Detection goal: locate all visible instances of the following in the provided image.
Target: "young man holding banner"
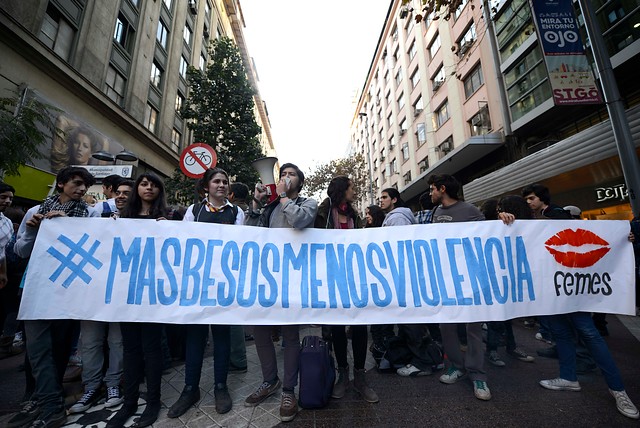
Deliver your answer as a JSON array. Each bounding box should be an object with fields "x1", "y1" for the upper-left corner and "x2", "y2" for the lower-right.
[
  {"x1": 245, "y1": 163, "x2": 318, "y2": 422},
  {"x1": 428, "y1": 174, "x2": 491, "y2": 401},
  {"x1": 7, "y1": 167, "x2": 97, "y2": 428},
  {"x1": 521, "y1": 184, "x2": 639, "y2": 419}
]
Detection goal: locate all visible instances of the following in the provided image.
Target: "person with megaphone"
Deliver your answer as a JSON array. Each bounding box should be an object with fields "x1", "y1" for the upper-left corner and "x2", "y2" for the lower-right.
[{"x1": 245, "y1": 162, "x2": 318, "y2": 422}]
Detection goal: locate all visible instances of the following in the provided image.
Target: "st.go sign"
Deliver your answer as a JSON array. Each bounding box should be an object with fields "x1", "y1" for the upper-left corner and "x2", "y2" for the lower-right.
[{"x1": 179, "y1": 143, "x2": 217, "y2": 178}]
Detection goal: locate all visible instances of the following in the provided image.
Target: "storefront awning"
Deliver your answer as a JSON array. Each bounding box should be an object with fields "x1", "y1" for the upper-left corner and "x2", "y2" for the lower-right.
[
  {"x1": 462, "y1": 105, "x2": 640, "y2": 203},
  {"x1": 401, "y1": 133, "x2": 504, "y2": 202}
]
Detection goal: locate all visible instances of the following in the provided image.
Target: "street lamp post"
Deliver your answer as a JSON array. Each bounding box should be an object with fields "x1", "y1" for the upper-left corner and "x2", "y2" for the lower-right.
[
  {"x1": 359, "y1": 112, "x2": 375, "y2": 206},
  {"x1": 91, "y1": 150, "x2": 139, "y2": 164}
]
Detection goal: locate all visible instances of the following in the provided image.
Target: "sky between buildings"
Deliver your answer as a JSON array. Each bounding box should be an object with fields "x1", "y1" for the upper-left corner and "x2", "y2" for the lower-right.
[{"x1": 242, "y1": 0, "x2": 391, "y2": 174}]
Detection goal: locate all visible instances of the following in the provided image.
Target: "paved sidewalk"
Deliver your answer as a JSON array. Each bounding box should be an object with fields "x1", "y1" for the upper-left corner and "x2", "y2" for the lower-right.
[{"x1": 2, "y1": 318, "x2": 640, "y2": 427}]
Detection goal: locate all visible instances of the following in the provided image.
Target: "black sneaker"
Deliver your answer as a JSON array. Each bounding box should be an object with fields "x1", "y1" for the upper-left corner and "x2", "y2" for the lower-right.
[
  {"x1": 6, "y1": 400, "x2": 40, "y2": 428},
  {"x1": 214, "y1": 384, "x2": 232, "y2": 414},
  {"x1": 69, "y1": 389, "x2": 102, "y2": 414},
  {"x1": 28, "y1": 408, "x2": 66, "y2": 428}
]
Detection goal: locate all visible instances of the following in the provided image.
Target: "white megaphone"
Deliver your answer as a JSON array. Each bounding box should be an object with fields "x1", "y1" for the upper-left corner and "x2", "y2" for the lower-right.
[{"x1": 251, "y1": 156, "x2": 278, "y2": 204}]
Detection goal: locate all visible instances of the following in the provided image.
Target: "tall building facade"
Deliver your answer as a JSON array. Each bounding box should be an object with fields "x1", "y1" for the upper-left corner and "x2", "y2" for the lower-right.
[
  {"x1": 351, "y1": 0, "x2": 507, "y2": 208},
  {"x1": 0, "y1": 0, "x2": 274, "y2": 204},
  {"x1": 352, "y1": 0, "x2": 640, "y2": 220}
]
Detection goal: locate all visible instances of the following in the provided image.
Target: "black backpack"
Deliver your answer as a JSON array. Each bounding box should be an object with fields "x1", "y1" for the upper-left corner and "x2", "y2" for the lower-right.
[{"x1": 298, "y1": 335, "x2": 336, "y2": 409}]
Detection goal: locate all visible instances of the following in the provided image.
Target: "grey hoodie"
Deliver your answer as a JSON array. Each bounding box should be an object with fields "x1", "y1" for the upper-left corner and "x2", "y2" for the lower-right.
[{"x1": 382, "y1": 207, "x2": 417, "y2": 227}]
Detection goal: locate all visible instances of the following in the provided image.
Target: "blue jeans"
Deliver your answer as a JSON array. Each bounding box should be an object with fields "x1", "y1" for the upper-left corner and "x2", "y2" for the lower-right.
[
  {"x1": 184, "y1": 324, "x2": 230, "y2": 387},
  {"x1": 486, "y1": 320, "x2": 516, "y2": 352},
  {"x1": 547, "y1": 312, "x2": 624, "y2": 391}
]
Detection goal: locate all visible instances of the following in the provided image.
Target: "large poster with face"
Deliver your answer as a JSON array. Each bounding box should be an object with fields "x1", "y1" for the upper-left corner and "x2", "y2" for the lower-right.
[{"x1": 23, "y1": 89, "x2": 126, "y2": 174}]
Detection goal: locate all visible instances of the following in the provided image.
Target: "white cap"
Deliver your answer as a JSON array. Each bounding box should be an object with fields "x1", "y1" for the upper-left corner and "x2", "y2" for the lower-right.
[{"x1": 564, "y1": 205, "x2": 582, "y2": 217}]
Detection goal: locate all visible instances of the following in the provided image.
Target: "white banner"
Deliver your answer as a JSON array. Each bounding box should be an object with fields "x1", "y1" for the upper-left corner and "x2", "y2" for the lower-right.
[{"x1": 18, "y1": 218, "x2": 634, "y2": 324}]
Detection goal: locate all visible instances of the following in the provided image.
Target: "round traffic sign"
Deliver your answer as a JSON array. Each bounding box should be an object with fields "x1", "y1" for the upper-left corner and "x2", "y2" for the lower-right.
[{"x1": 179, "y1": 143, "x2": 217, "y2": 178}]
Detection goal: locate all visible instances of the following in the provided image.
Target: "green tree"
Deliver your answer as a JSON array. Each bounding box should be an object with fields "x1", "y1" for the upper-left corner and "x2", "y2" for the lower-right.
[
  {"x1": 166, "y1": 37, "x2": 264, "y2": 205},
  {"x1": 304, "y1": 153, "x2": 373, "y2": 210},
  {"x1": 404, "y1": 0, "x2": 467, "y2": 21},
  {"x1": 0, "y1": 90, "x2": 59, "y2": 178}
]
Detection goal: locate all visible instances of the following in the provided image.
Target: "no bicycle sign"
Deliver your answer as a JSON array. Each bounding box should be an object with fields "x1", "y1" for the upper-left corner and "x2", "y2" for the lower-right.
[{"x1": 179, "y1": 143, "x2": 217, "y2": 178}]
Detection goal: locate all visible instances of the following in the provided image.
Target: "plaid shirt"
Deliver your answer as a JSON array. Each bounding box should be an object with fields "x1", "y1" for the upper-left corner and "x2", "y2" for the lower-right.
[
  {"x1": 415, "y1": 209, "x2": 433, "y2": 225},
  {"x1": 0, "y1": 213, "x2": 12, "y2": 261}
]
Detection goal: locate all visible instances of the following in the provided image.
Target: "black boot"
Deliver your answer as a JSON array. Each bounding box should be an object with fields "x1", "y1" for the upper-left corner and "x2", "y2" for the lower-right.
[
  {"x1": 106, "y1": 401, "x2": 138, "y2": 428},
  {"x1": 135, "y1": 401, "x2": 161, "y2": 427},
  {"x1": 214, "y1": 383, "x2": 232, "y2": 414},
  {"x1": 167, "y1": 385, "x2": 200, "y2": 418}
]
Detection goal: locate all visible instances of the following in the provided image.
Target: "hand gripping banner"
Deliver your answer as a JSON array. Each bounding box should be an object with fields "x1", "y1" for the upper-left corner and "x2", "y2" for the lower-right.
[{"x1": 18, "y1": 218, "x2": 635, "y2": 324}]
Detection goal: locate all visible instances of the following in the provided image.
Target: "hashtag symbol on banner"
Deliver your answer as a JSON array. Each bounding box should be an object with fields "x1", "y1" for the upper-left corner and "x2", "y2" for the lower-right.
[{"x1": 47, "y1": 234, "x2": 103, "y2": 288}]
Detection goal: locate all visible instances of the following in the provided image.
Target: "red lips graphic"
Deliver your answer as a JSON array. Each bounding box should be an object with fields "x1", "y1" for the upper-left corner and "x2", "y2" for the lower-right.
[{"x1": 544, "y1": 229, "x2": 610, "y2": 268}]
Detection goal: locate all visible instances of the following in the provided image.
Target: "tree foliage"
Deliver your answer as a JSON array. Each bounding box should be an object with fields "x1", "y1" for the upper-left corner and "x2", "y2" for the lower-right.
[
  {"x1": 166, "y1": 37, "x2": 264, "y2": 205},
  {"x1": 0, "y1": 90, "x2": 59, "y2": 178},
  {"x1": 304, "y1": 153, "x2": 372, "y2": 210},
  {"x1": 403, "y1": 0, "x2": 467, "y2": 22}
]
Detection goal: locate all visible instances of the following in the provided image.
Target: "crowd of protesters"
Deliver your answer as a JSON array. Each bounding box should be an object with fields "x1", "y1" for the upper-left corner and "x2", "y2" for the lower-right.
[{"x1": 1, "y1": 166, "x2": 638, "y2": 427}]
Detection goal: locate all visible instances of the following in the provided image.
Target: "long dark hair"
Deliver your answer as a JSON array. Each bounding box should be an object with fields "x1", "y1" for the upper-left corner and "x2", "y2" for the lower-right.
[
  {"x1": 498, "y1": 195, "x2": 533, "y2": 220},
  {"x1": 365, "y1": 205, "x2": 385, "y2": 228},
  {"x1": 327, "y1": 176, "x2": 354, "y2": 212},
  {"x1": 120, "y1": 173, "x2": 168, "y2": 219}
]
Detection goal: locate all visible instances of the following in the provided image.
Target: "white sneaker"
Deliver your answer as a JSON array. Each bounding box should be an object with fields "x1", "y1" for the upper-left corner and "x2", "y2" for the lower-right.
[
  {"x1": 439, "y1": 366, "x2": 466, "y2": 384},
  {"x1": 473, "y1": 380, "x2": 491, "y2": 401},
  {"x1": 539, "y1": 378, "x2": 581, "y2": 391},
  {"x1": 610, "y1": 389, "x2": 640, "y2": 419},
  {"x1": 535, "y1": 332, "x2": 552, "y2": 344},
  {"x1": 397, "y1": 364, "x2": 431, "y2": 377}
]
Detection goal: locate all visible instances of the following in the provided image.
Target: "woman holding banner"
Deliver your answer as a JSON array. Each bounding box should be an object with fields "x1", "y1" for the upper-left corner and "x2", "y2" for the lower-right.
[
  {"x1": 314, "y1": 176, "x2": 379, "y2": 403},
  {"x1": 167, "y1": 168, "x2": 243, "y2": 418},
  {"x1": 107, "y1": 173, "x2": 168, "y2": 428}
]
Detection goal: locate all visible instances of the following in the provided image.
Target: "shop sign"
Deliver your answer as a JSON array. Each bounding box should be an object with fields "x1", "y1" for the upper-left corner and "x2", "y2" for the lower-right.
[{"x1": 595, "y1": 183, "x2": 627, "y2": 203}]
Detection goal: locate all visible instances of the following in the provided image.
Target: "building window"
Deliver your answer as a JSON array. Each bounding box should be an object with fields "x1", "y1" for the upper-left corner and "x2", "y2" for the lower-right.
[
  {"x1": 104, "y1": 65, "x2": 126, "y2": 106},
  {"x1": 205, "y1": 1, "x2": 211, "y2": 17},
  {"x1": 391, "y1": 25, "x2": 398, "y2": 41},
  {"x1": 458, "y1": 22, "x2": 477, "y2": 55},
  {"x1": 408, "y1": 41, "x2": 417, "y2": 60},
  {"x1": 384, "y1": 71, "x2": 390, "y2": 85},
  {"x1": 416, "y1": 122, "x2": 427, "y2": 144},
  {"x1": 388, "y1": 113, "x2": 394, "y2": 128},
  {"x1": 175, "y1": 92, "x2": 184, "y2": 112},
  {"x1": 389, "y1": 136, "x2": 396, "y2": 150},
  {"x1": 114, "y1": 13, "x2": 135, "y2": 52},
  {"x1": 39, "y1": 4, "x2": 75, "y2": 61},
  {"x1": 199, "y1": 53, "x2": 206, "y2": 70},
  {"x1": 470, "y1": 107, "x2": 491, "y2": 136},
  {"x1": 463, "y1": 65, "x2": 484, "y2": 98},
  {"x1": 150, "y1": 61, "x2": 163, "y2": 88},
  {"x1": 429, "y1": 33, "x2": 441, "y2": 59},
  {"x1": 163, "y1": 0, "x2": 172, "y2": 10},
  {"x1": 402, "y1": 142, "x2": 410, "y2": 160},
  {"x1": 391, "y1": 158, "x2": 398, "y2": 174},
  {"x1": 183, "y1": 24, "x2": 192, "y2": 47},
  {"x1": 434, "y1": 100, "x2": 450, "y2": 129},
  {"x1": 419, "y1": 156, "x2": 429, "y2": 172},
  {"x1": 157, "y1": 20, "x2": 168, "y2": 49},
  {"x1": 403, "y1": 171, "x2": 412, "y2": 184},
  {"x1": 144, "y1": 104, "x2": 158, "y2": 133},
  {"x1": 171, "y1": 128, "x2": 181, "y2": 153},
  {"x1": 395, "y1": 68, "x2": 403, "y2": 86},
  {"x1": 397, "y1": 93, "x2": 405, "y2": 110},
  {"x1": 414, "y1": 96, "x2": 424, "y2": 113},
  {"x1": 179, "y1": 56, "x2": 188, "y2": 78},
  {"x1": 411, "y1": 68, "x2": 420, "y2": 88},
  {"x1": 432, "y1": 66, "x2": 445, "y2": 91},
  {"x1": 454, "y1": 0, "x2": 468, "y2": 20}
]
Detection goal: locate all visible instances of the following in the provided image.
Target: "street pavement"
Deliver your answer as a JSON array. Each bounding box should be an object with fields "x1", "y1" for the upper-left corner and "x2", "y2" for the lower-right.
[{"x1": 1, "y1": 317, "x2": 640, "y2": 428}]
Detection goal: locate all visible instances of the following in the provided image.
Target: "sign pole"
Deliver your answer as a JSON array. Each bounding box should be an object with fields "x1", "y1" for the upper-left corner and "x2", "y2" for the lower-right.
[{"x1": 577, "y1": 0, "x2": 640, "y2": 216}]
